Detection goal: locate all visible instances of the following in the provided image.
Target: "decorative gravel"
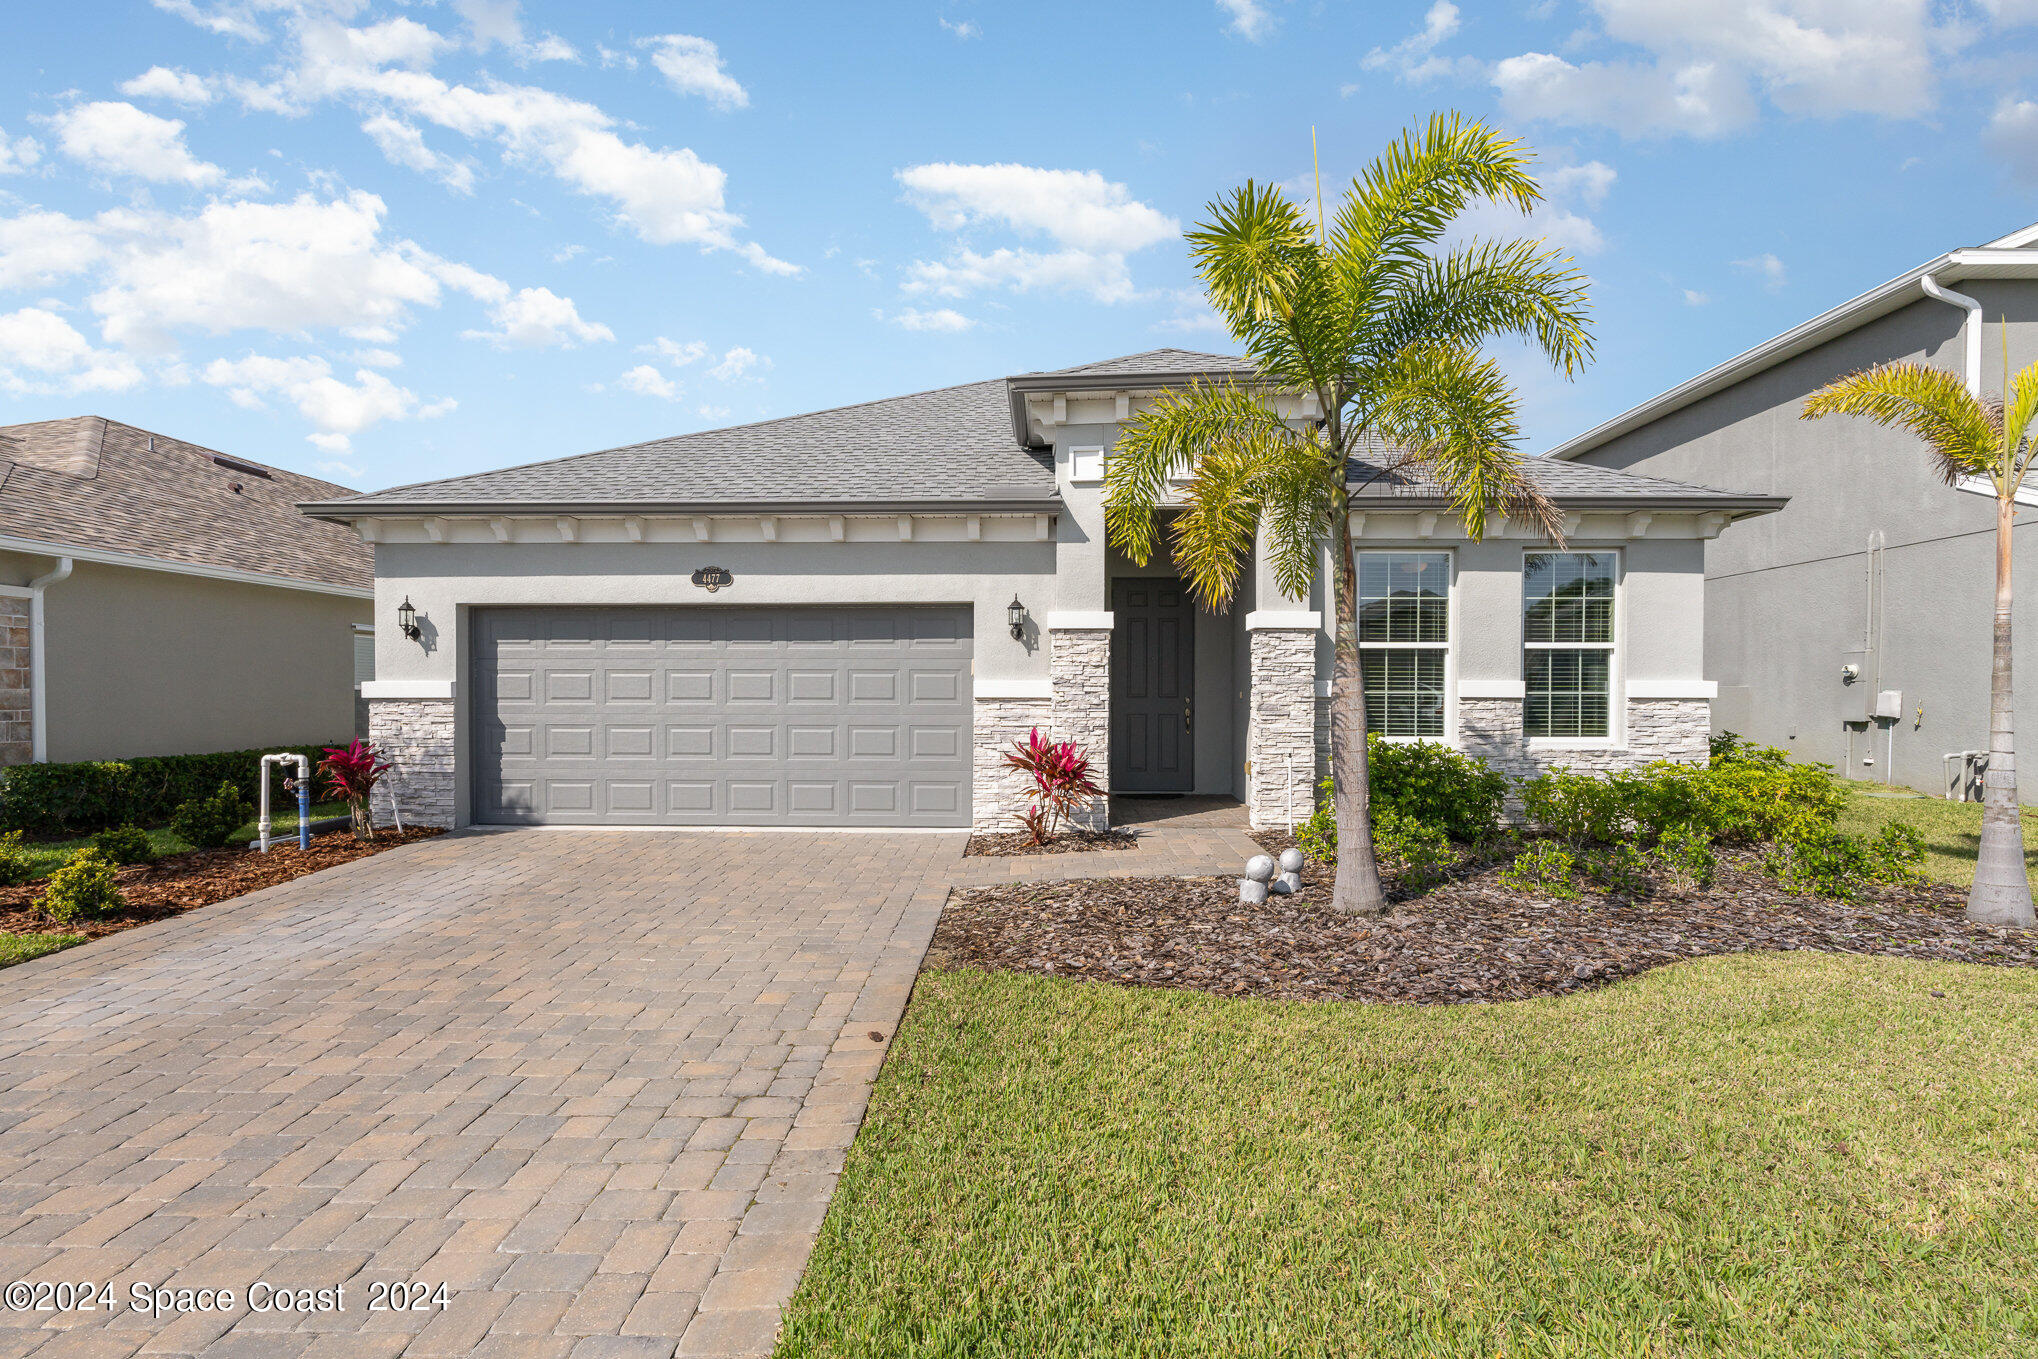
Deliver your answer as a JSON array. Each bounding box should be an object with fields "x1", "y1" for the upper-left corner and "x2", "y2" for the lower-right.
[
  {"x1": 932, "y1": 850, "x2": 2038, "y2": 1004},
  {"x1": 964, "y1": 829, "x2": 1139, "y2": 858}
]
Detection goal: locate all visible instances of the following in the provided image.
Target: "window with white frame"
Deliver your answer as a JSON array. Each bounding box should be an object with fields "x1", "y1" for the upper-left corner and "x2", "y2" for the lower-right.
[
  {"x1": 1357, "y1": 551, "x2": 1450, "y2": 738},
  {"x1": 1522, "y1": 551, "x2": 1616, "y2": 739}
]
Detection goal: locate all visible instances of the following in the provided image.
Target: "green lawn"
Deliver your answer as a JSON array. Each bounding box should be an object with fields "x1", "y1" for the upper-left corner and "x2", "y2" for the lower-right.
[
  {"x1": 781, "y1": 957, "x2": 2038, "y2": 1358},
  {"x1": 20, "y1": 801, "x2": 351, "y2": 879},
  {"x1": 0, "y1": 932, "x2": 84, "y2": 969},
  {"x1": 1838, "y1": 783, "x2": 2038, "y2": 887}
]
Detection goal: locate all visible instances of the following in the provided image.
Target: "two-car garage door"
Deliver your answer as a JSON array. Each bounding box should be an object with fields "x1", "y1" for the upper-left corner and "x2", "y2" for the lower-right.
[{"x1": 472, "y1": 605, "x2": 974, "y2": 827}]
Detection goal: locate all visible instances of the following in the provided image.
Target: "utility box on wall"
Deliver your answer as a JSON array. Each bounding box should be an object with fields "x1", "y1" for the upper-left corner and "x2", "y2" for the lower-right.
[
  {"x1": 1838, "y1": 648, "x2": 1872, "y2": 722},
  {"x1": 1874, "y1": 689, "x2": 1903, "y2": 721}
]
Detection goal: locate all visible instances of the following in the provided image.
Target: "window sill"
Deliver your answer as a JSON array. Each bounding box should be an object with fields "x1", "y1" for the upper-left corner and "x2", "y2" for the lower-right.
[{"x1": 1527, "y1": 738, "x2": 1618, "y2": 750}]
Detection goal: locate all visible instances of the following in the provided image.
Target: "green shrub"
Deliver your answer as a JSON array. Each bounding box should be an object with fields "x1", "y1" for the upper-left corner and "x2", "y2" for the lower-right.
[
  {"x1": 0, "y1": 743, "x2": 347, "y2": 836},
  {"x1": 1583, "y1": 842, "x2": 1654, "y2": 899},
  {"x1": 1518, "y1": 768, "x2": 1632, "y2": 846},
  {"x1": 91, "y1": 824, "x2": 157, "y2": 866},
  {"x1": 1653, "y1": 826, "x2": 1717, "y2": 891},
  {"x1": 1366, "y1": 738, "x2": 1507, "y2": 843},
  {"x1": 1498, "y1": 841, "x2": 1578, "y2": 899},
  {"x1": 1518, "y1": 757, "x2": 1844, "y2": 850},
  {"x1": 169, "y1": 781, "x2": 253, "y2": 851},
  {"x1": 1871, "y1": 821, "x2": 1927, "y2": 884},
  {"x1": 0, "y1": 830, "x2": 33, "y2": 887},
  {"x1": 1761, "y1": 824, "x2": 1922, "y2": 902},
  {"x1": 1373, "y1": 807, "x2": 1452, "y2": 888},
  {"x1": 42, "y1": 848, "x2": 123, "y2": 923},
  {"x1": 1709, "y1": 730, "x2": 1791, "y2": 768},
  {"x1": 1296, "y1": 792, "x2": 1336, "y2": 866}
]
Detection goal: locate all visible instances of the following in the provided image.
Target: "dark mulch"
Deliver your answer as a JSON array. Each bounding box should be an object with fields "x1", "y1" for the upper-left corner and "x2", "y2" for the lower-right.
[
  {"x1": 932, "y1": 849, "x2": 2038, "y2": 1005},
  {"x1": 964, "y1": 829, "x2": 1139, "y2": 858},
  {"x1": 0, "y1": 828, "x2": 444, "y2": 940}
]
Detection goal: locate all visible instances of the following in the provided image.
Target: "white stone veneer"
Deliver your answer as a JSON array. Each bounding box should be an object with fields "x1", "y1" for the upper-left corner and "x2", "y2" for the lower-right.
[
  {"x1": 1247, "y1": 627, "x2": 1319, "y2": 830},
  {"x1": 972, "y1": 696, "x2": 1053, "y2": 831},
  {"x1": 369, "y1": 699, "x2": 456, "y2": 828},
  {"x1": 1459, "y1": 697, "x2": 1711, "y2": 783},
  {"x1": 1049, "y1": 627, "x2": 1112, "y2": 831}
]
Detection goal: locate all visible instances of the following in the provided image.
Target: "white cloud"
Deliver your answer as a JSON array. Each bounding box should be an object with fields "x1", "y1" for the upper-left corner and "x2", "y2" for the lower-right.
[
  {"x1": 640, "y1": 34, "x2": 749, "y2": 110},
  {"x1": 697, "y1": 403, "x2": 730, "y2": 420},
  {"x1": 709, "y1": 346, "x2": 767, "y2": 381},
  {"x1": 1217, "y1": 0, "x2": 1274, "y2": 41},
  {"x1": 643, "y1": 336, "x2": 709, "y2": 365},
  {"x1": 453, "y1": 0, "x2": 579, "y2": 63},
  {"x1": 939, "y1": 17, "x2": 980, "y2": 38},
  {"x1": 202, "y1": 352, "x2": 433, "y2": 450},
  {"x1": 460, "y1": 286, "x2": 612, "y2": 348},
  {"x1": 1987, "y1": 96, "x2": 2038, "y2": 184},
  {"x1": 120, "y1": 66, "x2": 216, "y2": 106},
  {"x1": 884, "y1": 306, "x2": 974, "y2": 332},
  {"x1": 0, "y1": 307, "x2": 143, "y2": 395},
  {"x1": 1453, "y1": 158, "x2": 1617, "y2": 255},
  {"x1": 616, "y1": 363, "x2": 680, "y2": 399},
  {"x1": 87, "y1": 191, "x2": 444, "y2": 350},
  {"x1": 896, "y1": 162, "x2": 1178, "y2": 303},
  {"x1": 1362, "y1": 1, "x2": 1464, "y2": 81},
  {"x1": 362, "y1": 113, "x2": 476, "y2": 193},
  {"x1": 1491, "y1": 0, "x2": 1950, "y2": 138},
  {"x1": 0, "y1": 127, "x2": 37, "y2": 175},
  {"x1": 352, "y1": 347, "x2": 402, "y2": 367},
  {"x1": 314, "y1": 457, "x2": 363, "y2": 478},
  {"x1": 1733, "y1": 251, "x2": 1788, "y2": 290},
  {"x1": 242, "y1": 13, "x2": 794, "y2": 271},
  {"x1": 44, "y1": 101, "x2": 226, "y2": 186},
  {"x1": 1683, "y1": 288, "x2": 1710, "y2": 305},
  {"x1": 1152, "y1": 308, "x2": 1229, "y2": 335},
  {"x1": 0, "y1": 210, "x2": 102, "y2": 290}
]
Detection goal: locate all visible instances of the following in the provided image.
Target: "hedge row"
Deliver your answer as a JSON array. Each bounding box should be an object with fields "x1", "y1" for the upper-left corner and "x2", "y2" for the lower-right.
[{"x1": 0, "y1": 742, "x2": 353, "y2": 836}]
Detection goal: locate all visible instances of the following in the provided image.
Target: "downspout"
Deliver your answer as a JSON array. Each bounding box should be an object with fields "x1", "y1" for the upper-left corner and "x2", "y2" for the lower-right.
[
  {"x1": 27, "y1": 557, "x2": 72, "y2": 763},
  {"x1": 1921, "y1": 273, "x2": 1982, "y2": 393}
]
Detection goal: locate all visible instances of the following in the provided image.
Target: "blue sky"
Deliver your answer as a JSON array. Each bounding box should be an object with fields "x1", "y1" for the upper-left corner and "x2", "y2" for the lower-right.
[{"x1": 3, "y1": 0, "x2": 2038, "y2": 492}]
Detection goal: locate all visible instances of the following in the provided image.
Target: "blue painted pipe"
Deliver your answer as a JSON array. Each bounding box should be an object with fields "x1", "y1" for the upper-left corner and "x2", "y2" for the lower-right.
[{"x1": 297, "y1": 780, "x2": 311, "y2": 851}]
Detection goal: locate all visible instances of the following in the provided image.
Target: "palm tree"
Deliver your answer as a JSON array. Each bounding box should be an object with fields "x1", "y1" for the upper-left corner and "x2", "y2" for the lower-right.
[
  {"x1": 1804, "y1": 351, "x2": 2038, "y2": 927},
  {"x1": 1105, "y1": 113, "x2": 1593, "y2": 915}
]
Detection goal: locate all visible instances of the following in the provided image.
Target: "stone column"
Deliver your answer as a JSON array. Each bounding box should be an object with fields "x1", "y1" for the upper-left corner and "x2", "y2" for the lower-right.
[
  {"x1": 0, "y1": 596, "x2": 29, "y2": 766},
  {"x1": 1246, "y1": 620, "x2": 1319, "y2": 830},
  {"x1": 1048, "y1": 621, "x2": 1112, "y2": 831},
  {"x1": 971, "y1": 690, "x2": 1053, "y2": 831},
  {"x1": 369, "y1": 699, "x2": 456, "y2": 828}
]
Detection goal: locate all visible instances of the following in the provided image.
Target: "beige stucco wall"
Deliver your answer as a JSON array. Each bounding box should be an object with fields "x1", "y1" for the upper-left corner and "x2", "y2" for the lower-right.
[{"x1": 4, "y1": 550, "x2": 371, "y2": 762}]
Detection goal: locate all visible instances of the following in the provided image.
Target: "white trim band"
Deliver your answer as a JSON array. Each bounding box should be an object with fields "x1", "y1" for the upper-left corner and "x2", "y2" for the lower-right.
[
  {"x1": 1459, "y1": 679, "x2": 1526, "y2": 700},
  {"x1": 0, "y1": 533, "x2": 373, "y2": 600},
  {"x1": 1045, "y1": 611, "x2": 1114, "y2": 630},
  {"x1": 1627, "y1": 679, "x2": 1717, "y2": 700},
  {"x1": 1244, "y1": 610, "x2": 1321, "y2": 630},
  {"x1": 361, "y1": 680, "x2": 457, "y2": 700},
  {"x1": 975, "y1": 678, "x2": 1053, "y2": 700}
]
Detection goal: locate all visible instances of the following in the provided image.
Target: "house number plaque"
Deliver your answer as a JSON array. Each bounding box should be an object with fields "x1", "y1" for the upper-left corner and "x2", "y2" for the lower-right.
[{"x1": 691, "y1": 566, "x2": 733, "y2": 593}]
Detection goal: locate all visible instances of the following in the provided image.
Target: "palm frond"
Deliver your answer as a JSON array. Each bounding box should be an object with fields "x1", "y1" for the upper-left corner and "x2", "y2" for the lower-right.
[
  {"x1": 1802, "y1": 362, "x2": 1997, "y2": 487},
  {"x1": 1366, "y1": 344, "x2": 1557, "y2": 542},
  {"x1": 1366, "y1": 238, "x2": 1594, "y2": 378},
  {"x1": 1106, "y1": 383, "x2": 1298, "y2": 601},
  {"x1": 1185, "y1": 183, "x2": 1334, "y2": 396},
  {"x1": 1254, "y1": 435, "x2": 1341, "y2": 602},
  {"x1": 2004, "y1": 362, "x2": 2038, "y2": 491}
]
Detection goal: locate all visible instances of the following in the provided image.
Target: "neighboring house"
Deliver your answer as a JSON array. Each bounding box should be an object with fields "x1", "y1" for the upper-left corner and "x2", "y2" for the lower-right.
[
  {"x1": 301, "y1": 349, "x2": 1781, "y2": 832},
  {"x1": 1548, "y1": 224, "x2": 2038, "y2": 796},
  {"x1": 0, "y1": 416, "x2": 374, "y2": 765}
]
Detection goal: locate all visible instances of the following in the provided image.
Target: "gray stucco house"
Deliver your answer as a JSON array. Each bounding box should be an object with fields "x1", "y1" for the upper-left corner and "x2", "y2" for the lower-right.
[
  {"x1": 0, "y1": 415, "x2": 373, "y2": 765},
  {"x1": 1548, "y1": 224, "x2": 2038, "y2": 796},
  {"x1": 302, "y1": 349, "x2": 1780, "y2": 832}
]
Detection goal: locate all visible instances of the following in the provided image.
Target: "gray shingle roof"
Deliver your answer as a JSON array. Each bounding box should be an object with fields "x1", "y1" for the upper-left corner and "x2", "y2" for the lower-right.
[
  {"x1": 0, "y1": 416, "x2": 372, "y2": 591},
  {"x1": 1349, "y1": 451, "x2": 1781, "y2": 508},
  {"x1": 315, "y1": 377, "x2": 1056, "y2": 512},
  {"x1": 1021, "y1": 349, "x2": 1254, "y2": 378}
]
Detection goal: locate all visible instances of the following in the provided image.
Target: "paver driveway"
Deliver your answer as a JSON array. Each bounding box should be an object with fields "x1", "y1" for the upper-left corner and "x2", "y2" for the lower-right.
[{"x1": 0, "y1": 829, "x2": 962, "y2": 1359}]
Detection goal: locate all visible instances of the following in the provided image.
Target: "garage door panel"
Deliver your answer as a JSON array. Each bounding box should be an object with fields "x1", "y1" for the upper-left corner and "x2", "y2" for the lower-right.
[{"x1": 472, "y1": 605, "x2": 972, "y2": 826}]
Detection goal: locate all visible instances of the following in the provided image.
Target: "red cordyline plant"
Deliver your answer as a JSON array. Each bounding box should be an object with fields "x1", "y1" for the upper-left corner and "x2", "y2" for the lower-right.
[
  {"x1": 319, "y1": 740, "x2": 392, "y2": 842},
  {"x1": 1002, "y1": 727, "x2": 1103, "y2": 845}
]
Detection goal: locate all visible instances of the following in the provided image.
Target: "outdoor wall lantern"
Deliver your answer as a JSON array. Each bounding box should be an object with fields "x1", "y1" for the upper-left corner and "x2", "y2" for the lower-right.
[
  {"x1": 398, "y1": 596, "x2": 422, "y2": 642},
  {"x1": 1007, "y1": 595, "x2": 1027, "y2": 641}
]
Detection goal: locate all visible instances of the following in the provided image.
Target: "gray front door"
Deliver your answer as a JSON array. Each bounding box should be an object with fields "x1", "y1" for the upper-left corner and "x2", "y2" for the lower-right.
[
  {"x1": 472, "y1": 605, "x2": 974, "y2": 826},
  {"x1": 1110, "y1": 578, "x2": 1194, "y2": 793}
]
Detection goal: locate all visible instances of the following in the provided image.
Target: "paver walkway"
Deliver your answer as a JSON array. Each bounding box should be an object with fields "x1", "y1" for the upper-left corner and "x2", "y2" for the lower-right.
[
  {"x1": 0, "y1": 815, "x2": 1259, "y2": 1359},
  {"x1": 0, "y1": 831, "x2": 959, "y2": 1359}
]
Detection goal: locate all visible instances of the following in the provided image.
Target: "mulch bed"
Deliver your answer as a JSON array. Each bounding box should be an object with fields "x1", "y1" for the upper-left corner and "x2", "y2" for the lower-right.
[
  {"x1": 932, "y1": 847, "x2": 2038, "y2": 1005},
  {"x1": 0, "y1": 828, "x2": 443, "y2": 941},
  {"x1": 964, "y1": 829, "x2": 1139, "y2": 858}
]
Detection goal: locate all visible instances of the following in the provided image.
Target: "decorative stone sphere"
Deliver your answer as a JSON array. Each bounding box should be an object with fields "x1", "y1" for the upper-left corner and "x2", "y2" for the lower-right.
[
  {"x1": 1278, "y1": 848, "x2": 1304, "y2": 873},
  {"x1": 1269, "y1": 875, "x2": 1295, "y2": 896},
  {"x1": 1244, "y1": 854, "x2": 1276, "y2": 883},
  {"x1": 1238, "y1": 878, "x2": 1270, "y2": 905}
]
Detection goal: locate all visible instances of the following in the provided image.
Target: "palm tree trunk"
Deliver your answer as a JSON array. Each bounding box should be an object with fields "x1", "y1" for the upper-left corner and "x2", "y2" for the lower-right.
[
  {"x1": 1970, "y1": 493, "x2": 2035, "y2": 926},
  {"x1": 1329, "y1": 499, "x2": 1388, "y2": 915}
]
